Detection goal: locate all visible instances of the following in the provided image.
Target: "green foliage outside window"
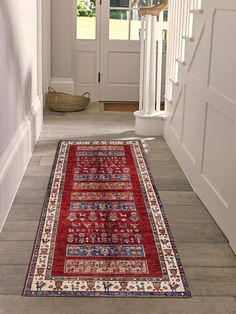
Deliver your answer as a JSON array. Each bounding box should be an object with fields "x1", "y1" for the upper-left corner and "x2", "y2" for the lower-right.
[
  {"x1": 77, "y1": 0, "x2": 96, "y2": 17},
  {"x1": 110, "y1": 10, "x2": 128, "y2": 19}
]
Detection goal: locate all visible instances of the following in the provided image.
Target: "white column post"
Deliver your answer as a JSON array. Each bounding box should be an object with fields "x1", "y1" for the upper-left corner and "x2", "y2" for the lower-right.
[
  {"x1": 134, "y1": 5, "x2": 166, "y2": 136},
  {"x1": 156, "y1": 10, "x2": 163, "y2": 112},
  {"x1": 143, "y1": 15, "x2": 151, "y2": 114},
  {"x1": 139, "y1": 16, "x2": 145, "y2": 113},
  {"x1": 148, "y1": 15, "x2": 157, "y2": 114}
]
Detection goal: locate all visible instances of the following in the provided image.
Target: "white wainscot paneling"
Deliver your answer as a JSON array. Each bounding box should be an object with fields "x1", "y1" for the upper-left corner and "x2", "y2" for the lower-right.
[
  {"x1": 108, "y1": 52, "x2": 139, "y2": 85},
  {"x1": 209, "y1": 9, "x2": 236, "y2": 103},
  {"x1": 201, "y1": 103, "x2": 234, "y2": 207},
  {"x1": 187, "y1": 23, "x2": 206, "y2": 84},
  {"x1": 170, "y1": 88, "x2": 184, "y2": 140},
  {"x1": 76, "y1": 51, "x2": 96, "y2": 85},
  {"x1": 182, "y1": 85, "x2": 203, "y2": 163},
  {"x1": 164, "y1": 0, "x2": 236, "y2": 254},
  {"x1": 75, "y1": 51, "x2": 98, "y2": 99}
]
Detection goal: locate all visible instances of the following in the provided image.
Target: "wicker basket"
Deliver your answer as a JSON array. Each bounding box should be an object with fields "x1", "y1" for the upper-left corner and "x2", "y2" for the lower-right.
[{"x1": 47, "y1": 87, "x2": 90, "y2": 112}]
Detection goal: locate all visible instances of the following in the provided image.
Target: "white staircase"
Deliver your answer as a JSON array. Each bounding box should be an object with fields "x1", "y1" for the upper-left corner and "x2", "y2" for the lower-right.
[
  {"x1": 134, "y1": 5, "x2": 167, "y2": 136},
  {"x1": 164, "y1": 0, "x2": 236, "y2": 254},
  {"x1": 165, "y1": 0, "x2": 203, "y2": 104}
]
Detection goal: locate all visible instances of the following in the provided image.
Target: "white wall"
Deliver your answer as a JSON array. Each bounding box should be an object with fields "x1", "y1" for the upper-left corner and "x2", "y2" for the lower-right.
[
  {"x1": 0, "y1": 0, "x2": 43, "y2": 231},
  {"x1": 164, "y1": 0, "x2": 236, "y2": 253},
  {"x1": 42, "y1": 0, "x2": 51, "y2": 96},
  {"x1": 51, "y1": 0, "x2": 75, "y2": 94}
]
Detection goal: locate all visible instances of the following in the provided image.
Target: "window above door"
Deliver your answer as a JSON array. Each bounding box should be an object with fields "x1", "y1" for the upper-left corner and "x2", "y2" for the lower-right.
[{"x1": 76, "y1": 0, "x2": 168, "y2": 41}]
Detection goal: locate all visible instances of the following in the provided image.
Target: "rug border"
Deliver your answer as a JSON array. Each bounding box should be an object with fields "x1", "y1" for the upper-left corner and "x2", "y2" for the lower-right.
[
  {"x1": 22, "y1": 140, "x2": 64, "y2": 296},
  {"x1": 22, "y1": 139, "x2": 191, "y2": 298}
]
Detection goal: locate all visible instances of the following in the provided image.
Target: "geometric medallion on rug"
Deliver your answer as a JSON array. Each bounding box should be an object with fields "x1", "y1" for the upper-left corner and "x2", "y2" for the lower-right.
[{"x1": 23, "y1": 140, "x2": 191, "y2": 297}]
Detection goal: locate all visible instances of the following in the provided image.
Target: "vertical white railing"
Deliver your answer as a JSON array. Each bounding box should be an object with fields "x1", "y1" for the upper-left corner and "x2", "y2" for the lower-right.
[
  {"x1": 135, "y1": 3, "x2": 167, "y2": 136},
  {"x1": 165, "y1": 0, "x2": 203, "y2": 103},
  {"x1": 139, "y1": 13, "x2": 158, "y2": 115},
  {"x1": 156, "y1": 10, "x2": 163, "y2": 112},
  {"x1": 139, "y1": 16, "x2": 145, "y2": 113},
  {"x1": 138, "y1": 5, "x2": 167, "y2": 116},
  {"x1": 137, "y1": 0, "x2": 203, "y2": 113}
]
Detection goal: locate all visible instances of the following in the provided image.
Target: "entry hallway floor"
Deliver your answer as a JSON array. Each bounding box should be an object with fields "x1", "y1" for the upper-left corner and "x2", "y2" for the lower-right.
[{"x1": 0, "y1": 104, "x2": 236, "y2": 314}]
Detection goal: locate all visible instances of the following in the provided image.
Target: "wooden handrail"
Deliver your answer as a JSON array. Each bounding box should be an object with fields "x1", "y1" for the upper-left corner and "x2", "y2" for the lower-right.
[{"x1": 139, "y1": 0, "x2": 168, "y2": 16}]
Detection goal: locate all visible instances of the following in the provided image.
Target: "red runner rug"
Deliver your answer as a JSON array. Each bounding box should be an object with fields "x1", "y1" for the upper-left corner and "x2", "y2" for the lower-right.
[{"x1": 23, "y1": 140, "x2": 191, "y2": 297}]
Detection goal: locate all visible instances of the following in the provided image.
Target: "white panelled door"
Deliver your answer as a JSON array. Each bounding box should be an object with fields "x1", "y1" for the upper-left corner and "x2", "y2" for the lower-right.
[
  {"x1": 75, "y1": 0, "x2": 101, "y2": 101},
  {"x1": 99, "y1": 1, "x2": 140, "y2": 101},
  {"x1": 75, "y1": 0, "x2": 157, "y2": 102}
]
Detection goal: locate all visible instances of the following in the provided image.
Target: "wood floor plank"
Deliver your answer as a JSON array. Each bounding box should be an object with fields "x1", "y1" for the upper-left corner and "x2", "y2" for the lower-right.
[
  {"x1": 13, "y1": 190, "x2": 46, "y2": 204},
  {"x1": 154, "y1": 178, "x2": 193, "y2": 191},
  {"x1": 32, "y1": 141, "x2": 58, "y2": 156},
  {"x1": 39, "y1": 156, "x2": 54, "y2": 166},
  {"x1": 0, "y1": 241, "x2": 34, "y2": 264},
  {"x1": 186, "y1": 267, "x2": 236, "y2": 296},
  {"x1": 177, "y1": 243, "x2": 236, "y2": 267},
  {"x1": 0, "y1": 109, "x2": 236, "y2": 310},
  {"x1": 0, "y1": 221, "x2": 39, "y2": 241},
  {"x1": 7, "y1": 204, "x2": 42, "y2": 221},
  {"x1": 146, "y1": 150, "x2": 175, "y2": 160},
  {"x1": 159, "y1": 191, "x2": 203, "y2": 206},
  {"x1": 0, "y1": 296, "x2": 235, "y2": 314},
  {"x1": 164, "y1": 205, "x2": 214, "y2": 223},
  {"x1": 149, "y1": 158, "x2": 181, "y2": 168},
  {"x1": 144, "y1": 142, "x2": 172, "y2": 152},
  {"x1": 27, "y1": 156, "x2": 40, "y2": 167},
  {"x1": 0, "y1": 265, "x2": 28, "y2": 295},
  {"x1": 24, "y1": 166, "x2": 52, "y2": 177},
  {"x1": 19, "y1": 176, "x2": 49, "y2": 190},
  {"x1": 171, "y1": 222, "x2": 227, "y2": 243},
  {"x1": 150, "y1": 167, "x2": 188, "y2": 179}
]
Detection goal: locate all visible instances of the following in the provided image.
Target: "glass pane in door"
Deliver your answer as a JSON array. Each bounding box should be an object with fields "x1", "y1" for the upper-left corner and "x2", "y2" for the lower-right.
[
  {"x1": 136, "y1": 0, "x2": 152, "y2": 7},
  {"x1": 130, "y1": 9, "x2": 141, "y2": 40},
  {"x1": 110, "y1": 0, "x2": 129, "y2": 7},
  {"x1": 109, "y1": 9, "x2": 129, "y2": 40},
  {"x1": 77, "y1": 0, "x2": 96, "y2": 39},
  {"x1": 109, "y1": 0, "x2": 168, "y2": 41}
]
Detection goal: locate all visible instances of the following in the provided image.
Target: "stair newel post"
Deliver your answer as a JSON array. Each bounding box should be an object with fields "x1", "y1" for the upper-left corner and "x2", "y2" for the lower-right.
[{"x1": 134, "y1": 2, "x2": 168, "y2": 136}]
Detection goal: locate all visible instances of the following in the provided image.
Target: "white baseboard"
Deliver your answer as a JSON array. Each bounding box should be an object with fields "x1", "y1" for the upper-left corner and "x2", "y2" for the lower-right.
[
  {"x1": 50, "y1": 78, "x2": 75, "y2": 94},
  {"x1": 0, "y1": 95, "x2": 43, "y2": 232}
]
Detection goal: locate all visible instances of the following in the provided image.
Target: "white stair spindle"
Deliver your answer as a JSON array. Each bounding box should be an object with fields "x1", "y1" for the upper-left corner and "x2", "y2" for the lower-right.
[
  {"x1": 139, "y1": 16, "x2": 145, "y2": 113},
  {"x1": 149, "y1": 15, "x2": 157, "y2": 114},
  {"x1": 143, "y1": 15, "x2": 151, "y2": 114},
  {"x1": 156, "y1": 10, "x2": 163, "y2": 112},
  {"x1": 167, "y1": 0, "x2": 174, "y2": 98},
  {"x1": 172, "y1": 0, "x2": 178, "y2": 81}
]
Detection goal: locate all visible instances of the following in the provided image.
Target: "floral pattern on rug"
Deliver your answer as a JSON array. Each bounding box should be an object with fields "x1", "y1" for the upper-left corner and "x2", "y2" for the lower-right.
[{"x1": 23, "y1": 140, "x2": 191, "y2": 297}]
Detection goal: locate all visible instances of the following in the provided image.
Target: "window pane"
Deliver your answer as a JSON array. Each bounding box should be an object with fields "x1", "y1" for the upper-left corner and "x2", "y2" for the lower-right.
[
  {"x1": 163, "y1": 10, "x2": 168, "y2": 22},
  {"x1": 77, "y1": 0, "x2": 96, "y2": 39},
  {"x1": 109, "y1": 10, "x2": 129, "y2": 40},
  {"x1": 110, "y1": 0, "x2": 130, "y2": 7},
  {"x1": 130, "y1": 10, "x2": 141, "y2": 40},
  {"x1": 136, "y1": 0, "x2": 152, "y2": 7},
  {"x1": 134, "y1": 0, "x2": 167, "y2": 8}
]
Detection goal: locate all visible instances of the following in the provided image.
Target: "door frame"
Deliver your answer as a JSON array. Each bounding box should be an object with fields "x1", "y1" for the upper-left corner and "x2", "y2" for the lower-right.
[
  {"x1": 74, "y1": 0, "x2": 142, "y2": 102},
  {"x1": 74, "y1": 0, "x2": 101, "y2": 101},
  {"x1": 99, "y1": 1, "x2": 141, "y2": 101}
]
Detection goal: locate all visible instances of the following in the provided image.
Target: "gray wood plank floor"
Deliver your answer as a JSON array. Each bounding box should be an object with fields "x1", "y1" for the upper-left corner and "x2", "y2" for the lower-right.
[{"x1": 0, "y1": 105, "x2": 236, "y2": 314}]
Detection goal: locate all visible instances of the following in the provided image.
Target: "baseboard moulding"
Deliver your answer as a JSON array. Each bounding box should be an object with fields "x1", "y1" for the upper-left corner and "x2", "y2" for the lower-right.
[{"x1": 0, "y1": 95, "x2": 43, "y2": 232}]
